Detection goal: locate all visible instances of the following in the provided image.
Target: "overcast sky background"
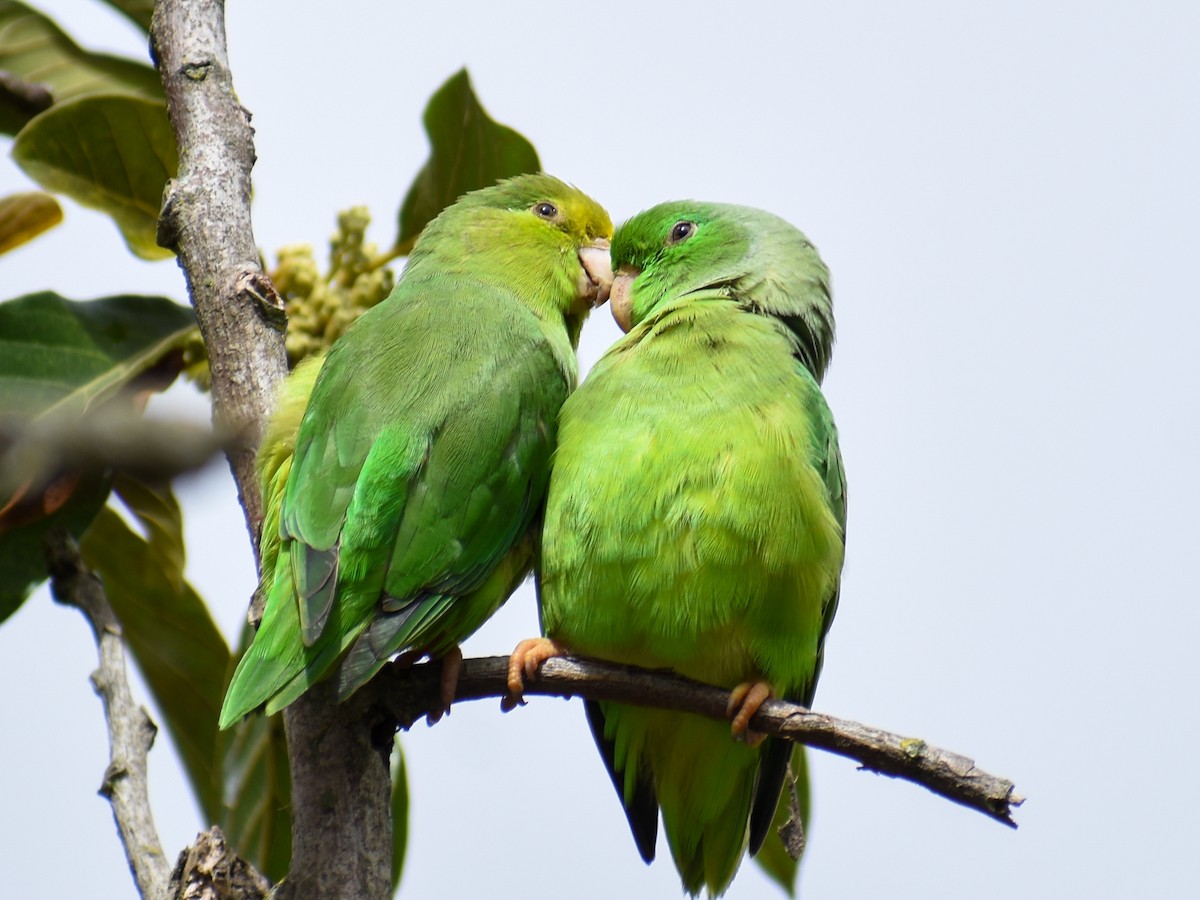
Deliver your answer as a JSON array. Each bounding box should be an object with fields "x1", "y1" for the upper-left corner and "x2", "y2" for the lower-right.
[{"x1": 2, "y1": 1, "x2": 1198, "y2": 897}]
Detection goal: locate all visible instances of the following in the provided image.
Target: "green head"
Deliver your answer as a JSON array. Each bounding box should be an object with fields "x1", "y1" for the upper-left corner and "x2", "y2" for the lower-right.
[
  {"x1": 610, "y1": 201, "x2": 834, "y2": 380},
  {"x1": 409, "y1": 174, "x2": 614, "y2": 338}
]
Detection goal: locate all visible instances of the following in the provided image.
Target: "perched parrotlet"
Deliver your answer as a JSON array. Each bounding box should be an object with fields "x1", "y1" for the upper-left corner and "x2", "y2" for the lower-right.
[
  {"x1": 509, "y1": 201, "x2": 846, "y2": 896},
  {"x1": 219, "y1": 174, "x2": 613, "y2": 729}
]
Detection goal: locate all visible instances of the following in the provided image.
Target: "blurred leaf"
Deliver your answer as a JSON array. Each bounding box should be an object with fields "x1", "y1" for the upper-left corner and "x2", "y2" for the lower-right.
[
  {"x1": 0, "y1": 292, "x2": 195, "y2": 621},
  {"x1": 0, "y1": 191, "x2": 62, "y2": 254},
  {"x1": 0, "y1": 292, "x2": 195, "y2": 420},
  {"x1": 391, "y1": 741, "x2": 408, "y2": 894},
  {"x1": 396, "y1": 68, "x2": 539, "y2": 252},
  {"x1": 96, "y1": 0, "x2": 154, "y2": 32},
  {"x1": 12, "y1": 94, "x2": 178, "y2": 259},
  {"x1": 0, "y1": 190, "x2": 60, "y2": 257},
  {"x1": 0, "y1": 0, "x2": 161, "y2": 135},
  {"x1": 0, "y1": 70, "x2": 51, "y2": 136},
  {"x1": 0, "y1": 471, "x2": 108, "y2": 622},
  {"x1": 221, "y1": 678, "x2": 292, "y2": 883},
  {"x1": 80, "y1": 476, "x2": 231, "y2": 822},
  {"x1": 754, "y1": 746, "x2": 812, "y2": 896}
]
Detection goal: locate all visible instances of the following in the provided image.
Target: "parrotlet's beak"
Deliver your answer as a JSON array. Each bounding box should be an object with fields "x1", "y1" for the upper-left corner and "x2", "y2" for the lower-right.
[
  {"x1": 610, "y1": 266, "x2": 639, "y2": 332},
  {"x1": 577, "y1": 239, "x2": 613, "y2": 308}
]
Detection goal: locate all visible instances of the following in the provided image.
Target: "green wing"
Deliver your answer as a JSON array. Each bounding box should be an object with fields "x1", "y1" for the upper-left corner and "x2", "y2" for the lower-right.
[
  {"x1": 220, "y1": 277, "x2": 566, "y2": 726},
  {"x1": 798, "y1": 357, "x2": 846, "y2": 707},
  {"x1": 788, "y1": 357, "x2": 846, "y2": 707},
  {"x1": 748, "y1": 357, "x2": 846, "y2": 858}
]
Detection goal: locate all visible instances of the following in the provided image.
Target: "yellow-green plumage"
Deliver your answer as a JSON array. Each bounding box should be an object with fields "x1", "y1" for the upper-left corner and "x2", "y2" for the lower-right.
[
  {"x1": 220, "y1": 175, "x2": 611, "y2": 728},
  {"x1": 540, "y1": 201, "x2": 845, "y2": 895}
]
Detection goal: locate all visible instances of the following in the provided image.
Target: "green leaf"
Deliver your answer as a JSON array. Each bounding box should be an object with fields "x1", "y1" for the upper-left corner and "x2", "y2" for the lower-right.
[
  {"x1": 0, "y1": 69, "x2": 51, "y2": 136},
  {"x1": 0, "y1": 471, "x2": 109, "y2": 622},
  {"x1": 80, "y1": 477, "x2": 231, "y2": 823},
  {"x1": 12, "y1": 94, "x2": 178, "y2": 259},
  {"x1": 391, "y1": 740, "x2": 408, "y2": 895},
  {"x1": 221, "y1": 681, "x2": 292, "y2": 883},
  {"x1": 0, "y1": 191, "x2": 62, "y2": 254},
  {"x1": 754, "y1": 746, "x2": 812, "y2": 897},
  {"x1": 0, "y1": 291, "x2": 195, "y2": 420},
  {"x1": 0, "y1": 291, "x2": 195, "y2": 621},
  {"x1": 0, "y1": 0, "x2": 161, "y2": 135},
  {"x1": 396, "y1": 68, "x2": 540, "y2": 252},
  {"x1": 96, "y1": 0, "x2": 154, "y2": 33}
]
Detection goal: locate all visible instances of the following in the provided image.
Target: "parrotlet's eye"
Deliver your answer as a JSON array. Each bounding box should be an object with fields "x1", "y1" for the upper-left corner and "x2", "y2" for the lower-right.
[
  {"x1": 534, "y1": 202, "x2": 559, "y2": 220},
  {"x1": 668, "y1": 221, "x2": 696, "y2": 244}
]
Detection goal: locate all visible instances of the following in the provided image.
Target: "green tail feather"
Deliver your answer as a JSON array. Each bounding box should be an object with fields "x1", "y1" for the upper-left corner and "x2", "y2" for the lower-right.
[
  {"x1": 599, "y1": 702, "x2": 762, "y2": 897},
  {"x1": 219, "y1": 551, "x2": 304, "y2": 728}
]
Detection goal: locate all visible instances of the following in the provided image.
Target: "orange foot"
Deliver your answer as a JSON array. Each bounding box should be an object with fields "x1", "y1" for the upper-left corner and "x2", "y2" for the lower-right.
[
  {"x1": 426, "y1": 646, "x2": 463, "y2": 725},
  {"x1": 727, "y1": 680, "x2": 774, "y2": 747},
  {"x1": 503, "y1": 637, "x2": 567, "y2": 711}
]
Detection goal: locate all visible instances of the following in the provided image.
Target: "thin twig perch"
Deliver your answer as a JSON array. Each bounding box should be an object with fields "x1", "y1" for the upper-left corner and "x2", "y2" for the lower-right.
[
  {"x1": 376, "y1": 655, "x2": 1023, "y2": 827},
  {"x1": 45, "y1": 530, "x2": 171, "y2": 899}
]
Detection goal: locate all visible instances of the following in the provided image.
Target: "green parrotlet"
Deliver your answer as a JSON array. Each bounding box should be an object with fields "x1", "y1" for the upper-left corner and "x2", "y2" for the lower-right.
[
  {"x1": 220, "y1": 174, "x2": 613, "y2": 729},
  {"x1": 509, "y1": 201, "x2": 846, "y2": 896}
]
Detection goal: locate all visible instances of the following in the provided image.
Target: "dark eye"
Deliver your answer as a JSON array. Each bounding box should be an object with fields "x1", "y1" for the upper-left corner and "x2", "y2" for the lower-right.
[
  {"x1": 669, "y1": 221, "x2": 696, "y2": 244},
  {"x1": 534, "y1": 202, "x2": 558, "y2": 219}
]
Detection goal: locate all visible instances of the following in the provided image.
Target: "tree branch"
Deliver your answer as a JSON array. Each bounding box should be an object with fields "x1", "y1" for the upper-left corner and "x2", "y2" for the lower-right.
[
  {"x1": 167, "y1": 827, "x2": 270, "y2": 900},
  {"x1": 45, "y1": 530, "x2": 171, "y2": 899},
  {"x1": 377, "y1": 655, "x2": 1024, "y2": 828},
  {"x1": 1, "y1": 414, "x2": 227, "y2": 494},
  {"x1": 150, "y1": 4, "x2": 394, "y2": 898},
  {"x1": 274, "y1": 682, "x2": 396, "y2": 900},
  {"x1": 150, "y1": 0, "x2": 288, "y2": 550}
]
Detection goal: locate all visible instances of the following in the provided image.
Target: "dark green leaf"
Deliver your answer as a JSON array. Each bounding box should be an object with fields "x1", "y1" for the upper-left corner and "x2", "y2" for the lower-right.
[
  {"x1": 0, "y1": 191, "x2": 62, "y2": 254},
  {"x1": 0, "y1": 292, "x2": 196, "y2": 620},
  {"x1": 96, "y1": 0, "x2": 154, "y2": 32},
  {"x1": 396, "y1": 68, "x2": 540, "y2": 252},
  {"x1": 12, "y1": 94, "x2": 178, "y2": 259},
  {"x1": 221, "y1": 676, "x2": 292, "y2": 883},
  {"x1": 0, "y1": 0, "x2": 161, "y2": 135},
  {"x1": 80, "y1": 477, "x2": 231, "y2": 823},
  {"x1": 0, "y1": 70, "x2": 51, "y2": 135},
  {"x1": 0, "y1": 291, "x2": 195, "y2": 420},
  {"x1": 0, "y1": 471, "x2": 109, "y2": 622},
  {"x1": 753, "y1": 746, "x2": 812, "y2": 897},
  {"x1": 391, "y1": 740, "x2": 408, "y2": 894}
]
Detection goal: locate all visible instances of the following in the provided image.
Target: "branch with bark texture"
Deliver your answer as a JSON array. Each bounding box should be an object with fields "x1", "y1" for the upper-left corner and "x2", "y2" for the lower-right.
[
  {"x1": 150, "y1": 0, "x2": 288, "y2": 548},
  {"x1": 167, "y1": 827, "x2": 269, "y2": 900},
  {"x1": 150, "y1": 3, "x2": 394, "y2": 899},
  {"x1": 377, "y1": 655, "x2": 1024, "y2": 828},
  {"x1": 1, "y1": 414, "x2": 227, "y2": 494},
  {"x1": 45, "y1": 530, "x2": 171, "y2": 899}
]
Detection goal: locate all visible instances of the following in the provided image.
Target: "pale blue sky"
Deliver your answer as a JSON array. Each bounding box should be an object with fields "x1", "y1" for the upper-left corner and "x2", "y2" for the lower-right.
[{"x1": 2, "y1": 1, "x2": 1197, "y2": 897}]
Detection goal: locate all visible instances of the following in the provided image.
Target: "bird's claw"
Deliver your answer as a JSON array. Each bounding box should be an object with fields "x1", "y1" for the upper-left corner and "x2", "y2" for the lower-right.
[
  {"x1": 503, "y1": 637, "x2": 566, "y2": 711},
  {"x1": 426, "y1": 646, "x2": 463, "y2": 726},
  {"x1": 727, "y1": 680, "x2": 774, "y2": 747}
]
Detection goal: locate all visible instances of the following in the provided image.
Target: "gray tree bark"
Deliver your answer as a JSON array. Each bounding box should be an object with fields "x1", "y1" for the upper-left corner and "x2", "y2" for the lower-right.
[{"x1": 46, "y1": 531, "x2": 171, "y2": 899}]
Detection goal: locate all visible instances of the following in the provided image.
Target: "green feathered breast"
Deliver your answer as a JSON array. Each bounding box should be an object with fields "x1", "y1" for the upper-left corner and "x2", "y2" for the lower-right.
[
  {"x1": 220, "y1": 174, "x2": 612, "y2": 728},
  {"x1": 540, "y1": 201, "x2": 845, "y2": 896}
]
